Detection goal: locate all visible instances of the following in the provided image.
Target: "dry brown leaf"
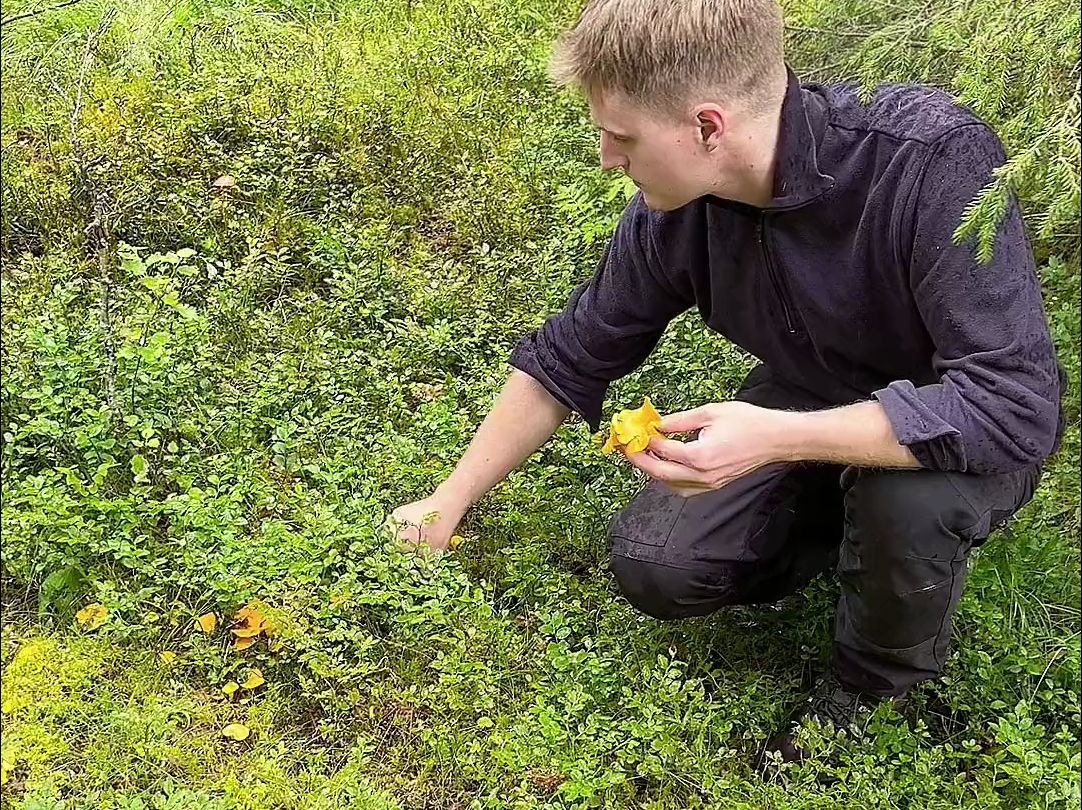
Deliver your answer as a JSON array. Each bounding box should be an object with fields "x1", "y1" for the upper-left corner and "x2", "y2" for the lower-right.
[{"x1": 528, "y1": 771, "x2": 566, "y2": 793}]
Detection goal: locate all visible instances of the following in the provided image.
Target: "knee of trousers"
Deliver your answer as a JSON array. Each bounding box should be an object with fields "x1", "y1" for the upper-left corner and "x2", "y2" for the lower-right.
[
  {"x1": 608, "y1": 553, "x2": 739, "y2": 620},
  {"x1": 842, "y1": 468, "x2": 978, "y2": 572},
  {"x1": 839, "y1": 469, "x2": 975, "y2": 650}
]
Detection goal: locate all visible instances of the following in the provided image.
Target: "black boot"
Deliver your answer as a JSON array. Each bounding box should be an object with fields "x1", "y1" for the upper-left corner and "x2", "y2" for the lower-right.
[{"x1": 760, "y1": 672, "x2": 909, "y2": 766}]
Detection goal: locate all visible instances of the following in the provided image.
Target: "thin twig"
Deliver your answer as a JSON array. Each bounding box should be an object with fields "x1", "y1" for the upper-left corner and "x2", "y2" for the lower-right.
[
  {"x1": 804, "y1": 59, "x2": 850, "y2": 82},
  {"x1": 68, "y1": 14, "x2": 97, "y2": 149},
  {"x1": 784, "y1": 24, "x2": 876, "y2": 39},
  {"x1": 0, "y1": 0, "x2": 85, "y2": 29},
  {"x1": 68, "y1": 13, "x2": 120, "y2": 416},
  {"x1": 98, "y1": 219, "x2": 118, "y2": 414}
]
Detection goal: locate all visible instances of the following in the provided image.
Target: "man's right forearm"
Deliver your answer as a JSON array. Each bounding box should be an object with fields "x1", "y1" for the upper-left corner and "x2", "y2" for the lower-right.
[{"x1": 434, "y1": 369, "x2": 572, "y2": 512}]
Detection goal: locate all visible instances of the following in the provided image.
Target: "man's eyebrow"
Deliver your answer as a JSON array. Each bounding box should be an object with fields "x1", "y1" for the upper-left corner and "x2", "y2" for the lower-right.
[{"x1": 592, "y1": 122, "x2": 633, "y2": 138}]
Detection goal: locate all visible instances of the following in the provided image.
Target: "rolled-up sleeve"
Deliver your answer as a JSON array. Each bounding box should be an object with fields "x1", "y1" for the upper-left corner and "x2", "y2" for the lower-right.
[
  {"x1": 873, "y1": 124, "x2": 1063, "y2": 474},
  {"x1": 509, "y1": 194, "x2": 693, "y2": 432}
]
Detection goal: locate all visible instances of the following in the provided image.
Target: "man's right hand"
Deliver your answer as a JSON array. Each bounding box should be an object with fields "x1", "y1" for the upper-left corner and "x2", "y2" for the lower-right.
[
  {"x1": 383, "y1": 370, "x2": 571, "y2": 555},
  {"x1": 387, "y1": 493, "x2": 467, "y2": 554}
]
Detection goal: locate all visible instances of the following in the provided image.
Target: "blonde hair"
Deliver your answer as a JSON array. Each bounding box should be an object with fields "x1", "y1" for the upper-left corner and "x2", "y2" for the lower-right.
[{"x1": 550, "y1": 0, "x2": 786, "y2": 116}]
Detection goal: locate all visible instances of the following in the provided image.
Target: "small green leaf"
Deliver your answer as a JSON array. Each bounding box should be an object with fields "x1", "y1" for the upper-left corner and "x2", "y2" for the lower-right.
[
  {"x1": 121, "y1": 255, "x2": 146, "y2": 276},
  {"x1": 93, "y1": 461, "x2": 116, "y2": 487},
  {"x1": 39, "y1": 565, "x2": 88, "y2": 624},
  {"x1": 131, "y1": 454, "x2": 148, "y2": 479}
]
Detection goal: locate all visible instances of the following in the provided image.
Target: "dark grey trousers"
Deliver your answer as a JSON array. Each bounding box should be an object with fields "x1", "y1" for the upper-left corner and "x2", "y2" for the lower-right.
[{"x1": 607, "y1": 366, "x2": 1041, "y2": 696}]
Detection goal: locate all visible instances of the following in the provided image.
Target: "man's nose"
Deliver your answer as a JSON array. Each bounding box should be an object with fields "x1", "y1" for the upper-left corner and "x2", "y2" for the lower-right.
[{"x1": 599, "y1": 132, "x2": 625, "y2": 172}]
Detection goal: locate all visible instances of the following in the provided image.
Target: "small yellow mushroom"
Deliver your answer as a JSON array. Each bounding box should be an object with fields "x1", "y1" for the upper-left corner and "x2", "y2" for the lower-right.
[
  {"x1": 601, "y1": 397, "x2": 665, "y2": 455},
  {"x1": 221, "y1": 723, "x2": 250, "y2": 741}
]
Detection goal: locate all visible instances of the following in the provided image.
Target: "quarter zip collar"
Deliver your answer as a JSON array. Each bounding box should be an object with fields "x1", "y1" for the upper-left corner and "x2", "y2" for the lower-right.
[
  {"x1": 765, "y1": 66, "x2": 836, "y2": 211},
  {"x1": 701, "y1": 66, "x2": 836, "y2": 213}
]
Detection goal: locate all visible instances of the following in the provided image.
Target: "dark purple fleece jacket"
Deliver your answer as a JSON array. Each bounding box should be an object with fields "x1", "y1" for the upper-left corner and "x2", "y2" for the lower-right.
[{"x1": 509, "y1": 68, "x2": 1065, "y2": 475}]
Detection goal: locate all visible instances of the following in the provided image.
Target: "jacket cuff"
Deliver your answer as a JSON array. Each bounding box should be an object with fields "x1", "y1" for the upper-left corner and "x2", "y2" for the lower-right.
[
  {"x1": 872, "y1": 380, "x2": 967, "y2": 472},
  {"x1": 508, "y1": 339, "x2": 604, "y2": 433}
]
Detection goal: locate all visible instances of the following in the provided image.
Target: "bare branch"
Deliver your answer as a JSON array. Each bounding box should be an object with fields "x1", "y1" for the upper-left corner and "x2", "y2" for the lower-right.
[
  {"x1": 0, "y1": 0, "x2": 85, "y2": 29},
  {"x1": 68, "y1": 12, "x2": 99, "y2": 153},
  {"x1": 66, "y1": 12, "x2": 120, "y2": 416}
]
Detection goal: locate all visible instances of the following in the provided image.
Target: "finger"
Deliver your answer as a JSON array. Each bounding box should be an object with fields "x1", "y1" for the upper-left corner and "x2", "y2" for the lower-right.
[
  {"x1": 671, "y1": 471, "x2": 746, "y2": 497},
  {"x1": 658, "y1": 405, "x2": 715, "y2": 434},
  {"x1": 389, "y1": 517, "x2": 422, "y2": 545},
  {"x1": 396, "y1": 535, "x2": 420, "y2": 553},
  {"x1": 663, "y1": 482, "x2": 714, "y2": 498},
  {"x1": 398, "y1": 536, "x2": 444, "y2": 557},
  {"x1": 646, "y1": 435, "x2": 702, "y2": 468},
  {"x1": 625, "y1": 448, "x2": 705, "y2": 486}
]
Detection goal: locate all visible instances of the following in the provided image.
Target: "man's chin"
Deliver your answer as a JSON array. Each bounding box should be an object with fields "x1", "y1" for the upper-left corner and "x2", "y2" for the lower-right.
[
  {"x1": 636, "y1": 191, "x2": 670, "y2": 211},
  {"x1": 640, "y1": 191, "x2": 686, "y2": 213}
]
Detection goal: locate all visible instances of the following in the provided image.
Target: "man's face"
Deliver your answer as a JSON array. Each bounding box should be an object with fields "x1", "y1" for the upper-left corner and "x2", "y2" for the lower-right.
[{"x1": 589, "y1": 90, "x2": 722, "y2": 212}]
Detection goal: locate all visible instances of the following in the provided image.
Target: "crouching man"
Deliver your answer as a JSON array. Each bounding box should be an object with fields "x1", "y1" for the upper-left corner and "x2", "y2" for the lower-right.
[{"x1": 391, "y1": 0, "x2": 1065, "y2": 763}]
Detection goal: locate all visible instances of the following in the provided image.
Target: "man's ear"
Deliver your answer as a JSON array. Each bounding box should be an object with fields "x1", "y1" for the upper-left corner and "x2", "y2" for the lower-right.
[{"x1": 694, "y1": 106, "x2": 725, "y2": 150}]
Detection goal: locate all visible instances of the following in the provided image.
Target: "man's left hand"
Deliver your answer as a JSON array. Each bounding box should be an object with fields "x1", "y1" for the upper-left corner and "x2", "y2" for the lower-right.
[{"x1": 624, "y1": 401, "x2": 788, "y2": 497}]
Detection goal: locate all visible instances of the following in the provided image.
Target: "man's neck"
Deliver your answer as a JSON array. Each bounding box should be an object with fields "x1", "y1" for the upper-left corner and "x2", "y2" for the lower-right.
[
  {"x1": 713, "y1": 72, "x2": 788, "y2": 208},
  {"x1": 736, "y1": 117, "x2": 782, "y2": 208}
]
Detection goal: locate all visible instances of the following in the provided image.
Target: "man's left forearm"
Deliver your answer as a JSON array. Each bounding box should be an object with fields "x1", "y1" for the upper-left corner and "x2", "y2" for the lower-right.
[
  {"x1": 774, "y1": 401, "x2": 921, "y2": 469},
  {"x1": 630, "y1": 399, "x2": 921, "y2": 497}
]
